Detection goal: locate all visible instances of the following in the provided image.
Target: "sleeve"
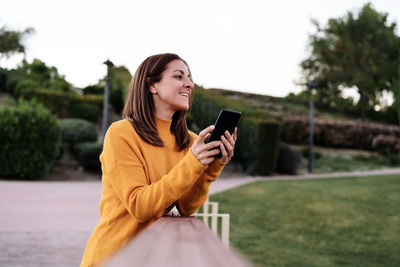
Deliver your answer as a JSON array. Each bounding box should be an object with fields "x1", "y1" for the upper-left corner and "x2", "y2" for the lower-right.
[
  {"x1": 102, "y1": 125, "x2": 208, "y2": 223},
  {"x1": 176, "y1": 136, "x2": 226, "y2": 216}
]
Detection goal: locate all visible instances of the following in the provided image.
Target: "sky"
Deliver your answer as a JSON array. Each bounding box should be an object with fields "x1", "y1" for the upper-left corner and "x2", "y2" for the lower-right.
[{"x1": 1, "y1": 0, "x2": 399, "y2": 97}]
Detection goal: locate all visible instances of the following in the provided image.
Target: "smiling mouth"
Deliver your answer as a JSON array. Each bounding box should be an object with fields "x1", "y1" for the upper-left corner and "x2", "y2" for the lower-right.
[{"x1": 179, "y1": 92, "x2": 190, "y2": 97}]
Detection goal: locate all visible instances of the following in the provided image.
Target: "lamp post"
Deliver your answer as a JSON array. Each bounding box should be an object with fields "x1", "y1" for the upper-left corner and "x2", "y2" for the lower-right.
[
  {"x1": 307, "y1": 81, "x2": 317, "y2": 173},
  {"x1": 102, "y1": 59, "x2": 114, "y2": 141}
]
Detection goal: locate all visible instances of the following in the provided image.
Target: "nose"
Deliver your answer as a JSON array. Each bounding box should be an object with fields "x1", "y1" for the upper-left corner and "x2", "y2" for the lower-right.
[{"x1": 184, "y1": 79, "x2": 194, "y2": 90}]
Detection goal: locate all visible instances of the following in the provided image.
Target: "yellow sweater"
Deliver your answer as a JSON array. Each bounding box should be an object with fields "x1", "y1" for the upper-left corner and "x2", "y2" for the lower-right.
[{"x1": 80, "y1": 117, "x2": 224, "y2": 266}]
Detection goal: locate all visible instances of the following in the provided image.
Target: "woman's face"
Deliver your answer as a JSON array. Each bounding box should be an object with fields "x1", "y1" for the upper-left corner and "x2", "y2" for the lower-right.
[{"x1": 150, "y1": 59, "x2": 194, "y2": 118}]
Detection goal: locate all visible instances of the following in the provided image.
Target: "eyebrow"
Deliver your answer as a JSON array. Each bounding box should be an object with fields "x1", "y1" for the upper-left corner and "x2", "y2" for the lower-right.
[
  {"x1": 173, "y1": 70, "x2": 185, "y2": 74},
  {"x1": 173, "y1": 70, "x2": 191, "y2": 77}
]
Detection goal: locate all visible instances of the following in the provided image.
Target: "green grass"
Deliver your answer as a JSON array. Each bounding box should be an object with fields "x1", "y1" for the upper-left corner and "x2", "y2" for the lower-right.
[{"x1": 210, "y1": 175, "x2": 400, "y2": 267}]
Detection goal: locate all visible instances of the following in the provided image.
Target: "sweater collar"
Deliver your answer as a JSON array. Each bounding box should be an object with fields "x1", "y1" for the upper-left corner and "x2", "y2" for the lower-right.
[{"x1": 156, "y1": 116, "x2": 173, "y2": 134}]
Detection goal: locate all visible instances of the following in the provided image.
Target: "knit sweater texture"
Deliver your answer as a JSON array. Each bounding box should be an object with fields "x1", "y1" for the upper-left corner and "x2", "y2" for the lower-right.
[{"x1": 80, "y1": 117, "x2": 224, "y2": 266}]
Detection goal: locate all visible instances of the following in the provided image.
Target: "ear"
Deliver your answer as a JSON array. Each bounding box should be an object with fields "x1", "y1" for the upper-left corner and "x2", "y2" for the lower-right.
[{"x1": 147, "y1": 77, "x2": 158, "y2": 94}]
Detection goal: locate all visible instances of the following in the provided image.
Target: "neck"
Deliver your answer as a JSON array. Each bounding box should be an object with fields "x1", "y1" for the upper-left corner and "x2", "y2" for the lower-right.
[{"x1": 155, "y1": 109, "x2": 174, "y2": 120}]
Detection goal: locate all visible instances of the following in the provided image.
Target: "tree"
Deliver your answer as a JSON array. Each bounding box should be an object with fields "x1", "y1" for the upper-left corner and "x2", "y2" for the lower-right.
[
  {"x1": 394, "y1": 54, "x2": 400, "y2": 125},
  {"x1": 301, "y1": 3, "x2": 400, "y2": 119},
  {"x1": 0, "y1": 26, "x2": 34, "y2": 59}
]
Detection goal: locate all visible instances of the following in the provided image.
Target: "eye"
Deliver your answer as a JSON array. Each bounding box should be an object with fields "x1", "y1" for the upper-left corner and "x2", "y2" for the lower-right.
[{"x1": 175, "y1": 75, "x2": 183, "y2": 79}]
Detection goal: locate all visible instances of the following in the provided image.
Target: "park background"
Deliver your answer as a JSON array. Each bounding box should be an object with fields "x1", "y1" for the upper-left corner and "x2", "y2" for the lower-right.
[{"x1": 1, "y1": 0, "x2": 400, "y2": 266}]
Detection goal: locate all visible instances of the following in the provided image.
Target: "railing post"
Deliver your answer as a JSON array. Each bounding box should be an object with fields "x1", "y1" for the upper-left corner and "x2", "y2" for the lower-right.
[{"x1": 211, "y1": 202, "x2": 219, "y2": 235}]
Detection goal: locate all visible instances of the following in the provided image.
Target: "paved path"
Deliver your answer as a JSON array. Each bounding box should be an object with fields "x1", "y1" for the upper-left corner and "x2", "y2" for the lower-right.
[{"x1": 1, "y1": 168, "x2": 400, "y2": 266}]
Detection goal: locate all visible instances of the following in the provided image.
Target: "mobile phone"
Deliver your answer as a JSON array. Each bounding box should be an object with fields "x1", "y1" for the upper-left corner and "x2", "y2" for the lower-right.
[{"x1": 205, "y1": 109, "x2": 241, "y2": 158}]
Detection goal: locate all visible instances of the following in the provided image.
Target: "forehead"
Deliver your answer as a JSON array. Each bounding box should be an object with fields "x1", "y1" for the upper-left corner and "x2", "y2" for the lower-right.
[{"x1": 165, "y1": 59, "x2": 189, "y2": 73}]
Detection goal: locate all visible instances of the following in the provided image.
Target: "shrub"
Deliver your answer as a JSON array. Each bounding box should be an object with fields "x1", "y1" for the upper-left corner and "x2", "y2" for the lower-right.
[
  {"x1": 59, "y1": 118, "x2": 98, "y2": 150},
  {"x1": 372, "y1": 134, "x2": 400, "y2": 154},
  {"x1": 20, "y1": 88, "x2": 103, "y2": 118},
  {"x1": 301, "y1": 147, "x2": 322, "y2": 159},
  {"x1": 83, "y1": 85, "x2": 104, "y2": 95},
  {"x1": 0, "y1": 68, "x2": 8, "y2": 92},
  {"x1": 190, "y1": 86, "x2": 281, "y2": 175},
  {"x1": 69, "y1": 103, "x2": 101, "y2": 122},
  {"x1": 14, "y1": 79, "x2": 40, "y2": 97},
  {"x1": 74, "y1": 142, "x2": 103, "y2": 172},
  {"x1": 276, "y1": 142, "x2": 302, "y2": 174},
  {"x1": 109, "y1": 85, "x2": 124, "y2": 114},
  {"x1": 0, "y1": 98, "x2": 61, "y2": 179},
  {"x1": 282, "y1": 117, "x2": 400, "y2": 152}
]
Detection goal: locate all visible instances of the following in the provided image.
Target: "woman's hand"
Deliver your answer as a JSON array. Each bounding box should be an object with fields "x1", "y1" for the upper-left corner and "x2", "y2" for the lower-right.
[
  {"x1": 218, "y1": 127, "x2": 237, "y2": 164},
  {"x1": 191, "y1": 125, "x2": 222, "y2": 166}
]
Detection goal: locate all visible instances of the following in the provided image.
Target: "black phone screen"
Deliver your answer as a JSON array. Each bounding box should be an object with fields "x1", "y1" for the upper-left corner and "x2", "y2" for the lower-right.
[{"x1": 205, "y1": 109, "x2": 241, "y2": 157}]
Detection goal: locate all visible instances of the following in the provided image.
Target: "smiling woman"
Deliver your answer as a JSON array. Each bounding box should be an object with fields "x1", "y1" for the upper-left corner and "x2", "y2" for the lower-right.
[{"x1": 80, "y1": 53, "x2": 238, "y2": 267}]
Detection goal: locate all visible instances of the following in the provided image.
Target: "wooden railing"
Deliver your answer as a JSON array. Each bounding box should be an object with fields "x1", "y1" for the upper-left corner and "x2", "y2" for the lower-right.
[
  {"x1": 101, "y1": 216, "x2": 250, "y2": 267},
  {"x1": 195, "y1": 198, "x2": 230, "y2": 247}
]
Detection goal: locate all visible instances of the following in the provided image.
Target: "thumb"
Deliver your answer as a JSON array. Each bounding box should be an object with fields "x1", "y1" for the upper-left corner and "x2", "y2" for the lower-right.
[{"x1": 198, "y1": 125, "x2": 215, "y2": 143}]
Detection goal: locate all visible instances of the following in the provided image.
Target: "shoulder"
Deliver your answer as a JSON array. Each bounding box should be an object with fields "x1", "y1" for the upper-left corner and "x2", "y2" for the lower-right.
[
  {"x1": 106, "y1": 119, "x2": 139, "y2": 143},
  {"x1": 109, "y1": 119, "x2": 133, "y2": 132}
]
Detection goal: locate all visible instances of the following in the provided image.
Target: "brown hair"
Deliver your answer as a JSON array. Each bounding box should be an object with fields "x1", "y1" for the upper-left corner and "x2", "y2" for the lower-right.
[{"x1": 123, "y1": 53, "x2": 193, "y2": 151}]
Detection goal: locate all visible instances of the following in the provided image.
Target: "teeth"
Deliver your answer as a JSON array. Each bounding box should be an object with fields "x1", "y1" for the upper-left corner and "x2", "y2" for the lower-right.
[{"x1": 180, "y1": 92, "x2": 189, "y2": 97}]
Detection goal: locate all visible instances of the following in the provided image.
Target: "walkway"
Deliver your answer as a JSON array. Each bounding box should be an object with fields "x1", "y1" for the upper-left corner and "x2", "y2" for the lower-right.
[{"x1": 1, "y1": 168, "x2": 400, "y2": 266}]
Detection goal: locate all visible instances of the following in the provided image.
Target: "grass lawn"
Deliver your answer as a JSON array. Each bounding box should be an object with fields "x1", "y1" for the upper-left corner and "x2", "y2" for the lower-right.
[{"x1": 210, "y1": 175, "x2": 400, "y2": 267}]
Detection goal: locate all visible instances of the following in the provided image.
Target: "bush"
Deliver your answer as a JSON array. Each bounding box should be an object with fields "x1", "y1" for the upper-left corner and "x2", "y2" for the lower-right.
[
  {"x1": 59, "y1": 118, "x2": 98, "y2": 151},
  {"x1": 301, "y1": 147, "x2": 322, "y2": 160},
  {"x1": 190, "y1": 86, "x2": 281, "y2": 175},
  {"x1": 69, "y1": 103, "x2": 102, "y2": 122},
  {"x1": 109, "y1": 85, "x2": 124, "y2": 114},
  {"x1": 14, "y1": 79, "x2": 40, "y2": 97},
  {"x1": 74, "y1": 142, "x2": 103, "y2": 171},
  {"x1": 0, "y1": 68, "x2": 8, "y2": 92},
  {"x1": 282, "y1": 117, "x2": 400, "y2": 152},
  {"x1": 83, "y1": 85, "x2": 104, "y2": 95},
  {"x1": 20, "y1": 88, "x2": 103, "y2": 118},
  {"x1": 0, "y1": 98, "x2": 61, "y2": 179},
  {"x1": 372, "y1": 134, "x2": 400, "y2": 154},
  {"x1": 276, "y1": 142, "x2": 302, "y2": 174}
]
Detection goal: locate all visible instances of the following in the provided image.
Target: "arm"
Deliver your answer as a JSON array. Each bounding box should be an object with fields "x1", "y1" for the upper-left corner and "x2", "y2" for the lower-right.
[
  {"x1": 103, "y1": 125, "x2": 208, "y2": 223},
  {"x1": 176, "y1": 127, "x2": 237, "y2": 215},
  {"x1": 176, "y1": 158, "x2": 225, "y2": 216}
]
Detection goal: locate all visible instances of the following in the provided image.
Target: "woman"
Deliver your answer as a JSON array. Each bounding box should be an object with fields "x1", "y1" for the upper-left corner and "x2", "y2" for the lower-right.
[{"x1": 80, "y1": 53, "x2": 237, "y2": 266}]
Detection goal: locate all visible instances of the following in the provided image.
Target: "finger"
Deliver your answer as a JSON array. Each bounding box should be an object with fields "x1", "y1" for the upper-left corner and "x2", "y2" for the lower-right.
[
  {"x1": 204, "y1": 148, "x2": 221, "y2": 158},
  {"x1": 198, "y1": 125, "x2": 215, "y2": 142},
  {"x1": 221, "y1": 135, "x2": 233, "y2": 152},
  {"x1": 204, "y1": 133, "x2": 211, "y2": 143},
  {"x1": 233, "y1": 127, "x2": 237, "y2": 142},
  {"x1": 204, "y1": 140, "x2": 221, "y2": 150},
  {"x1": 224, "y1": 130, "x2": 235, "y2": 146},
  {"x1": 219, "y1": 141, "x2": 228, "y2": 159}
]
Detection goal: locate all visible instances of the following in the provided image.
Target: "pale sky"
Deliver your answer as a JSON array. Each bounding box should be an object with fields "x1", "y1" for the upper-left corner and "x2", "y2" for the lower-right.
[{"x1": 1, "y1": 0, "x2": 399, "y2": 97}]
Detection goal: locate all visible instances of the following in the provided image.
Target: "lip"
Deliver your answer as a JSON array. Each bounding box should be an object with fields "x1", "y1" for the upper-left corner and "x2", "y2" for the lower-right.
[{"x1": 179, "y1": 91, "x2": 190, "y2": 97}]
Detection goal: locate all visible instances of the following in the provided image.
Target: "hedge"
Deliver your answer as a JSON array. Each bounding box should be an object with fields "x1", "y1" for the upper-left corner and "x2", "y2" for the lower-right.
[
  {"x1": 20, "y1": 88, "x2": 103, "y2": 121},
  {"x1": 281, "y1": 116, "x2": 400, "y2": 153},
  {"x1": 74, "y1": 142, "x2": 103, "y2": 172},
  {"x1": 0, "y1": 98, "x2": 61, "y2": 179},
  {"x1": 190, "y1": 86, "x2": 280, "y2": 175},
  {"x1": 59, "y1": 118, "x2": 98, "y2": 151}
]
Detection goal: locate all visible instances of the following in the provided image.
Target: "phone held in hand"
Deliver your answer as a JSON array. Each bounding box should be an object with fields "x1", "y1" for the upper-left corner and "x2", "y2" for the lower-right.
[{"x1": 205, "y1": 109, "x2": 241, "y2": 158}]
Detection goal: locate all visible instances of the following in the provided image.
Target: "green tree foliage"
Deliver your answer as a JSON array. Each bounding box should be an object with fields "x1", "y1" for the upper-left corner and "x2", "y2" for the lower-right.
[
  {"x1": 3, "y1": 59, "x2": 71, "y2": 94},
  {"x1": 301, "y1": 3, "x2": 400, "y2": 119},
  {"x1": 17, "y1": 59, "x2": 71, "y2": 91},
  {"x1": 394, "y1": 55, "x2": 400, "y2": 125},
  {"x1": 0, "y1": 26, "x2": 34, "y2": 59},
  {"x1": 84, "y1": 65, "x2": 131, "y2": 114},
  {"x1": 109, "y1": 66, "x2": 131, "y2": 114}
]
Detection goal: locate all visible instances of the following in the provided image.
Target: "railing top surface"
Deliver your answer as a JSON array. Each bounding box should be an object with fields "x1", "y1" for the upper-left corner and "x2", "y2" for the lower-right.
[{"x1": 101, "y1": 216, "x2": 250, "y2": 267}]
